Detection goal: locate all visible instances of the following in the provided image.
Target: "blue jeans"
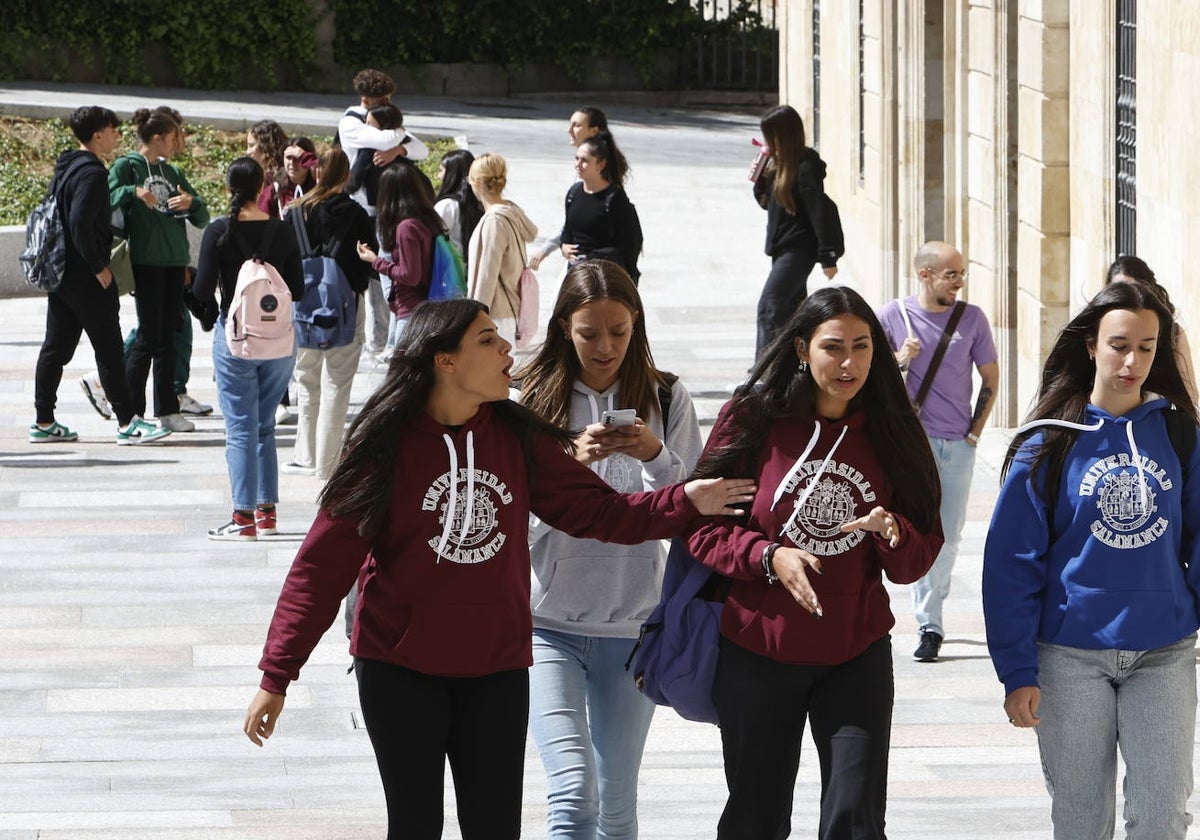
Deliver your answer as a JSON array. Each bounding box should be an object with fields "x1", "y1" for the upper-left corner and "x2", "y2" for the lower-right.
[
  {"x1": 911, "y1": 436, "x2": 976, "y2": 636},
  {"x1": 529, "y1": 629, "x2": 656, "y2": 840},
  {"x1": 1035, "y1": 634, "x2": 1196, "y2": 839},
  {"x1": 212, "y1": 324, "x2": 294, "y2": 510}
]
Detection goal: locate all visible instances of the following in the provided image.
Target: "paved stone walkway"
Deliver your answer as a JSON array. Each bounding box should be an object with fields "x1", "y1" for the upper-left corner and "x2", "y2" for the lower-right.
[{"x1": 0, "y1": 83, "x2": 1189, "y2": 839}]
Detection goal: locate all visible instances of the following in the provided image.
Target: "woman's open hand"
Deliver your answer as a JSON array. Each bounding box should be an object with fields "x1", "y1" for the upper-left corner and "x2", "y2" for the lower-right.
[
  {"x1": 772, "y1": 546, "x2": 824, "y2": 616},
  {"x1": 683, "y1": 477, "x2": 757, "y2": 517},
  {"x1": 840, "y1": 506, "x2": 901, "y2": 548},
  {"x1": 243, "y1": 689, "x2": 285, "y2": 746}
]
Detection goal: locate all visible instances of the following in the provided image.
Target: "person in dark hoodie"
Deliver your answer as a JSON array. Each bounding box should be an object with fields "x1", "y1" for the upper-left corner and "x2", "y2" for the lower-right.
[
  {"x1": 31, "y1": 105, "x2": 170, "y2": 446},
  {"x1": 983, "y1": 280, "x2": 1200, "y2": 839},
  {"x1": 687, "y1": 286, "x2": 943, "y2": 839},
  {"x1": 242, "y1": 298, "x2": 756, "y2": 840},
  {"x1": 108, "y1": 107, "x2": 210, "y2": 433},
  {"x1": 752, "y1": 104, "x2": 842, "y2": 359},
  {"x1": 280, "y1": 148, "x2": 377, "y2": 479}
]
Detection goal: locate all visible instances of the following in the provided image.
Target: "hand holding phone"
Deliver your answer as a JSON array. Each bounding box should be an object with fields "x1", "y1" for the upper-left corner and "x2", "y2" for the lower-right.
[{"x1": 600, "y1": 408, "x2": 637, "y2": 428}]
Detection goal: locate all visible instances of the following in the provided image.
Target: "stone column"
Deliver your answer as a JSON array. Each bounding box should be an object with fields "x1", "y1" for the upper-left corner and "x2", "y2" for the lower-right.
[{"x1": 1015, "y1": 0, "x2": 1070, "y2": 414}]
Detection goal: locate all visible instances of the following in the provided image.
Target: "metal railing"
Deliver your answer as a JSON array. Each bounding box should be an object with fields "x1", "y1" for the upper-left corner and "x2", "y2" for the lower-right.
[{"x1": 686, "y1": 0, "x2": 778, "y2": 90}]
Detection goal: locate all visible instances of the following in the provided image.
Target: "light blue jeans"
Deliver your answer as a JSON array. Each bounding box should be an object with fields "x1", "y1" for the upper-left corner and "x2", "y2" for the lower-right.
[
  {"x1": 377, "y1": 273, "x2": 408, "y2": 352},
  {"x1": 530, "y1": 628, "x2": 656, "y2": 840},
  {"x1": 212, "y1": 325, "x2": 294, "y2": 510},
  {"x1": 1035, "y1": 634, "x2": 1197, "y2": 840},
  {"x1": 911, "y1": 435, "x2": 976, "y2": 636}
]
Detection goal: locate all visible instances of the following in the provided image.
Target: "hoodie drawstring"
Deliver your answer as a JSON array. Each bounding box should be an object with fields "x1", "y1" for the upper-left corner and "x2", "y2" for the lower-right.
[
  {"x1": 1016, "y1": 414, "x2": 1151, "y2": 510},
  {"x1": 772, "y1": 422, "x2": 849, "y2": 536},
  {"x1": 435, "y1": 431, "x2": 476, "y2": 562}
]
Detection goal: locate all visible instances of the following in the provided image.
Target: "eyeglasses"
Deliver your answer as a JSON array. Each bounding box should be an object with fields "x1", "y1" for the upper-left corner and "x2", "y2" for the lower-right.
[{"x1": 931, "y1": 268, "x2": 968, "y2": 282}]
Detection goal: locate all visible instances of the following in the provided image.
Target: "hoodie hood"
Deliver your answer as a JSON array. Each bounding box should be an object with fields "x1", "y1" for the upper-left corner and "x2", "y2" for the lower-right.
[
  {"x1": 54, "y1": 149, "x2": 105, "y2": 185},
  {"x1": 489, "y1": 201, "x2": 538, "y2": 242}
]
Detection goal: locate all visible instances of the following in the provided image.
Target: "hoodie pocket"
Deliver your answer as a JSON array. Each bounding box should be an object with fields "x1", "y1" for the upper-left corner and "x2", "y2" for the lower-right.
[
  {"x1": 392, "y1": 603, "x2": 526, "y2": 675},
  {"x1": 1051, "y1": 588, "x2": 1192, "y2": 648}
]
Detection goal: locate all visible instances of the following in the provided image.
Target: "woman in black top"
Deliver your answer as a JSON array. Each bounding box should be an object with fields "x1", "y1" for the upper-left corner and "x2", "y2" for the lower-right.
[
  {"x1": 193, "y1": 157, "x2": 304, "y2": 541},
  {"x1": 559, "y1": 132, "x2": 643, "y2": 283},
  {"x1": 752, "y1": 105, "x2": 841, "y2": 359}
]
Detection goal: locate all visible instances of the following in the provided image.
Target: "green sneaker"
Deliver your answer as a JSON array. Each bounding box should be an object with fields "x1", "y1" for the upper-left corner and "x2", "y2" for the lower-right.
[
  {"x1": 29, "y1": 421, "x2": 79, "y2": 443},
  {"x1": 116, "y1": 416, "x2": 172, "y2": 446}
]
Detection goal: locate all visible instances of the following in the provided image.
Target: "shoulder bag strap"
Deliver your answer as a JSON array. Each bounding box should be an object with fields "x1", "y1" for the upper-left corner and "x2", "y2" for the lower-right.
[
  {"x1": 288, "y1": 206, "x2": 315, "y2": 258},
  {"x1": 912, "y1": 301, "x2": 966, "y2": 415},
  {"x1": 494, "y1": 213, "x2": 525, "y2": 315}
]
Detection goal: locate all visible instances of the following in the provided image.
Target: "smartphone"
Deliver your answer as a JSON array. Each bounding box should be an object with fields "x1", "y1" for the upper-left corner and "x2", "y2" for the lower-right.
[{"x1": 600, "y1": 408, "x2": 636, "y2": 428}]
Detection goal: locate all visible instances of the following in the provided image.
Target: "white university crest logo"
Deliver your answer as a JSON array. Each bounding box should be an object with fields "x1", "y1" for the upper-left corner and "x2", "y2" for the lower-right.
[
  {"x1": 781, "y1": 459, "x2": 877, "y2": 556},
  {"x1": 421, "y1": 468, "x2": 514, "y2": 564},
  {"x1": 1078, "y1": 452, "x2": 1173, "y2": 550}
]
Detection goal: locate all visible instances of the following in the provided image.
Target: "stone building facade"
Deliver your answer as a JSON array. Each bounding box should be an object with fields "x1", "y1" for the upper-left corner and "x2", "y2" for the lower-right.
[{"x1": 778, "y1": 1, "x2": 1197, "y2": 425}]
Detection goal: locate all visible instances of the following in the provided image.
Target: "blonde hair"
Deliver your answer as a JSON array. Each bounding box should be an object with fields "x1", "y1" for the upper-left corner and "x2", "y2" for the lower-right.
[
  {"x1": 292, "y1": 148, "x2": 350, "y2": 214},
  {"x1": 468, "y1": 152, "x2": 507, "y2": 196}
]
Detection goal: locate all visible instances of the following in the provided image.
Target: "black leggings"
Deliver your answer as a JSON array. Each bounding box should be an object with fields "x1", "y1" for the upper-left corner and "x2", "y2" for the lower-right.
[
  {"x1": 756, "y1": 249, "x2": 817, "y2": 359},
  {"x1": 125, "y1": 264, "x2": 184, "y2": 418},
  {"x1": 354, "y1": 658, "x2": 529, "y2": 840},
  {"x1": 713, "y1": 635, "x2": 894, "y2": 840}
]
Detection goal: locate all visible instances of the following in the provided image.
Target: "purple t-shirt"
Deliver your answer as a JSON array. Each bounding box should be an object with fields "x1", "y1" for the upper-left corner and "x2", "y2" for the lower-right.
[{"x1": 877, "y1": 296, "x2": 998, "y2": 440}]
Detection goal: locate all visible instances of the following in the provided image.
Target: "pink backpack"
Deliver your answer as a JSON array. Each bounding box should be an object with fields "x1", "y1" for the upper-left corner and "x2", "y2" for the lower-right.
[{"x1": 224, "y1": 223, "x2": 294, "y2": 360}]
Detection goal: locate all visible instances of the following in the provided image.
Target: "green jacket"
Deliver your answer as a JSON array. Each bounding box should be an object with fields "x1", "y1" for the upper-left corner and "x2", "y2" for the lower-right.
[{"x1": 109, "y1": 152, "x2": 209, "y2": 266}]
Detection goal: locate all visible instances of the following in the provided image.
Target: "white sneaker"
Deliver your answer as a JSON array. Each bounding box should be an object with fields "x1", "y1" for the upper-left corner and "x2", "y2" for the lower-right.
[
  {"x1": 177, "y1": 393, "x2": 214, "y2": 416},
  {"x1": 275, "y1": 405, "x2": 295, "y2": 425},
  {"x1": 158, "y1": 413, "x2": 195, "y2": 432},
  {"x1": 116, "y1": 416, "x2": 171, "y2": 445},
  {"x1": 281, "y1": 460, "x2": 316, "y2": 476},
  {"x1": 80, "y1": 373, "x2": 113, "y2": 420}
]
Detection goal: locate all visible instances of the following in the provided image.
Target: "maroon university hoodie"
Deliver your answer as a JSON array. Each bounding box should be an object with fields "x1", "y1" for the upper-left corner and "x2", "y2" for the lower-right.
[
  {"x1": 258, "y1": 402, "x2": 701, "y2": 694},
  {"x1": 687, "y1": 405, "x2": 943, "y2": 666}
]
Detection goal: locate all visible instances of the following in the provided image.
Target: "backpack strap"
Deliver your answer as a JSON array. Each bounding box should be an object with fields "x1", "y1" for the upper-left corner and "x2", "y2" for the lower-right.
[
  {"x1": 657, "y1": 372, "x2": 679, "y2": 431},
  {"x1": 1165, "y1": 406, "x2": 1197, "y2": 476},
  {"x1": 288, "y1": 206, "x2": 316, "y2": 258}
]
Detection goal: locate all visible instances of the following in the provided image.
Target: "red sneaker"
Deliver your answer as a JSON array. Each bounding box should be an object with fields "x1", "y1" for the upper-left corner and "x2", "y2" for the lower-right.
[
  {"x1": 208, "y1": 511, "x2": 256, "y2": 541},
  {"x1": 255, "y1": 506, "x2": 278, "y2": 536}
]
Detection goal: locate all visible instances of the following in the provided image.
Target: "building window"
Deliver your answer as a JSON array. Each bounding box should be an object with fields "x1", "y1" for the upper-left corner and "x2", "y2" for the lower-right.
[
  {"x1": 858, "y1": 0, "x2": 865, "y2": 184},
  {"x1": 813, "y1": 0, "x2": 821, "y2": 148},
  {"x1": 1115, "y1": 0, "x2": 1137, "y2": 256}
]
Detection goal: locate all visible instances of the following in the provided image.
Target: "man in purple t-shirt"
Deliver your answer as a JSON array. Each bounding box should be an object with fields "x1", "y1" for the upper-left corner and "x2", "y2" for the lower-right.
[{"x1": 878, "y1": 241, "x2": 999, "y2": 662}]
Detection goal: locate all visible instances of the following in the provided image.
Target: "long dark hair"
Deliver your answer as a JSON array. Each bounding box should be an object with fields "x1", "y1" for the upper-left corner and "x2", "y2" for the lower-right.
[
  {"x1": 1105, "y1": 255, "x2": 1176, "y2": 317},
  {"x1": 1003, "y1": 281, "x2": 1197, "y2": 496},
  {"x1": 320, "y1": 299, "x2": 574, "y2": 537},
  {"x1": 216, "y1": 157, "x2": 264, "y2": 248},
  {"x1": 377, "y1": 162, "x2": 444, "y2": 252},
  {"x1": 516, "y1": 260, "x2": 667, "y2": 428},
  {"x1": 579, "y1": 131, "x2": 630, "y2": 188},
  {"x1": 695, "y1": 286, "x2": 940, "y2": 532},
  {"x1": 436, "y1": 149, "x2": 484, "y2": 251},
  {"x1": 760, "y1": 104, "x2": 811, "y2": 215}
]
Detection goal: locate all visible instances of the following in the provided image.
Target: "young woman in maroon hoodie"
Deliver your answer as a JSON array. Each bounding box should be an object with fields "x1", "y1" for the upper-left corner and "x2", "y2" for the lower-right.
[
  {"x1": 689, "y1": 286, "x2": 943, "y2": 840},
  {"x1": 243, "y1": 298, "x2": 754, "y2": 840}
]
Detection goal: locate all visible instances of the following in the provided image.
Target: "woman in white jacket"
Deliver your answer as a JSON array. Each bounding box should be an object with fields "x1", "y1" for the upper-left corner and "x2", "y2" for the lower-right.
[
  {"x1": 466, "y1": 153, "x2": 537, "y2": 345},
  {"x1": 516, "y1": 260, "x2": 702, "y2": 839}
]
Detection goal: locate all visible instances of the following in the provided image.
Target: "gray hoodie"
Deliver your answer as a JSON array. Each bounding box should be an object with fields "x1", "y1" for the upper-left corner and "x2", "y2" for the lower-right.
[{"x1": 528, "y1": 378, "x2": 703, "y2": 637}]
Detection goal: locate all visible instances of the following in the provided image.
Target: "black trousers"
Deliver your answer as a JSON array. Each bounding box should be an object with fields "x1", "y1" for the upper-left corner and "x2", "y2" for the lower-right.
[
  {"x1": 34, "y1": 273, "x2": 134, "y2": 426},
  {"x1": 756, "y1": 249, "x2": 817, "y2": 359},
  {"x1": 125, "y1": 264, "x2": 184, "y2": 418},
  {"x1": 355, "y1": 658, "x2": 529, "y2": 840},
  {"x1": 713, "y1": 635, "x2": 894, "y2": 840}
]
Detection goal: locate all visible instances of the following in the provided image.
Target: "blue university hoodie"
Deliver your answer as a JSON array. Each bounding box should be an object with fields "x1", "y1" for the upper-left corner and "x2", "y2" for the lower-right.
[{"x1": 983, "y1": 398, "x2": 1200, "y2": 695}]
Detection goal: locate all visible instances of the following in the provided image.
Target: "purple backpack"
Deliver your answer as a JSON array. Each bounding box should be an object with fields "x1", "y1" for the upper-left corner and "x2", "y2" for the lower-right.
[{"x1": 627, "y1": 538, "x2": 725, "y2": 725}]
